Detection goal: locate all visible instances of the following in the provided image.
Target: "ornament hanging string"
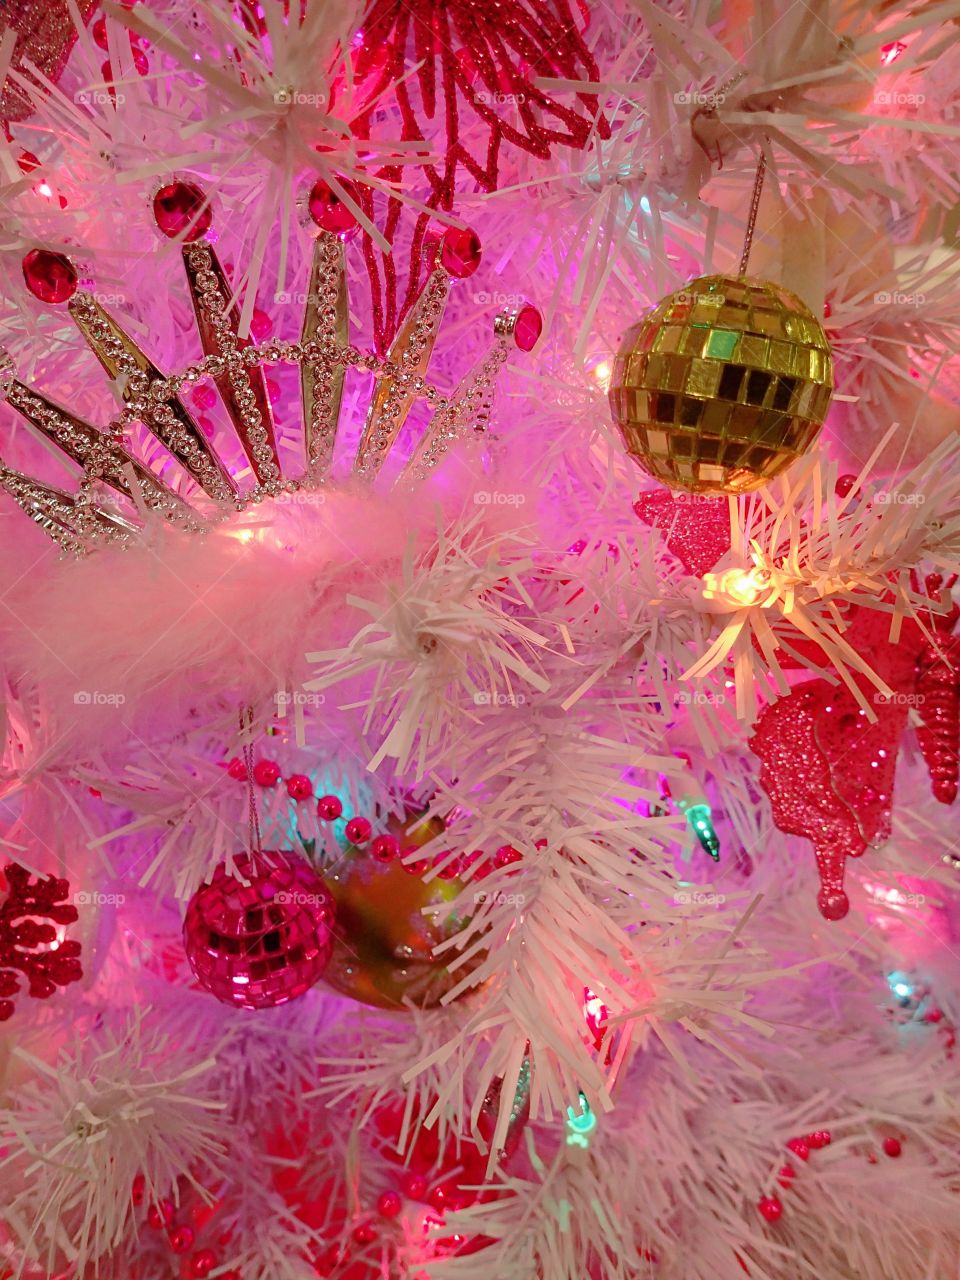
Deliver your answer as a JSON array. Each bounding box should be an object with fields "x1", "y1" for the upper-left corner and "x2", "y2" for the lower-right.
[
  {"x1": 738, "y1": 150, "x2": 767, "y2": 278},
  {"x1": 240, "y1": 705, "x2": 263, "y2": 857}
]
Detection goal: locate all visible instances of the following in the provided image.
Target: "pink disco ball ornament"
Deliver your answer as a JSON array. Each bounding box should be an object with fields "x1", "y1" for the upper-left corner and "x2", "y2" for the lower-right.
[{"x1": 183, "y1": 851, "x2": 335, "y2": 1009}]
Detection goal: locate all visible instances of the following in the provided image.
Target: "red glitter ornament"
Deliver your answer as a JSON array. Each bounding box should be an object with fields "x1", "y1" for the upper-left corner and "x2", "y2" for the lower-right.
[
  {"x1": 307, "y1": 177, "x2": 359, "y2": 233},
  {"x1": 21, "y1": 248, "x2": 78, "y2": 304},
  {"x1": 153, "y1": 181, "x2": 213, "y2": 242},
  {"x1": 0, "y1": 863, "x2": 82, "y2": 1020},
  {"x1": 751, "y1": 576, "x2": 959, "y2": 919},
  {"x1": 494, "y1": 843, "x2": 523, "y2": 867},
  {"x1": 182, "y1": 850, "x2": 335, "y2": 1009}
]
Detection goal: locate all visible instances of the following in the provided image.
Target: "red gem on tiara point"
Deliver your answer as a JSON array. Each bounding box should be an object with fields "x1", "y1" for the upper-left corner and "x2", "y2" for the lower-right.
[
  {"x1": 513, "y1": 304, "x2": 542, "y2": 351},
  {"x1": 439, "y1": 227, "x2": 482, "y2": 279},
  {"x1": 307, "y1": 178, "x2": 358, "y2": 234},
  {"x1": 153, "y1": 180, "x2": 213, "y2": 241},
  {"x1": 22, "y1": 249, "x2": 78, "y2": 304}
]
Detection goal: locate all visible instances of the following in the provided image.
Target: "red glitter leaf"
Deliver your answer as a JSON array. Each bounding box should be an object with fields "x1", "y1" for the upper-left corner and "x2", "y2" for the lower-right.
[{"x1": 345, "y1": 0, "x2": 610, "y2": 349}]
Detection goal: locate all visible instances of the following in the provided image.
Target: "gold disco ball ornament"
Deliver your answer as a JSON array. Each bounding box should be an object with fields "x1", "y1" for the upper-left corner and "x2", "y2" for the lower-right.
[{"x1": 607, "y1": 274, "x2": 833, "y2": 495}]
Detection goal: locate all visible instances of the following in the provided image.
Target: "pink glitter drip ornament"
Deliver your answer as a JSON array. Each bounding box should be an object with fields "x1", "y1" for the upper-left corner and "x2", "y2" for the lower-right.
[
  {"x1": 182, "y1": 850, "x2": 335, "y2": 1009},
  {"x1": 751, "y1": 577, "x2": 960, "y2": 920}
]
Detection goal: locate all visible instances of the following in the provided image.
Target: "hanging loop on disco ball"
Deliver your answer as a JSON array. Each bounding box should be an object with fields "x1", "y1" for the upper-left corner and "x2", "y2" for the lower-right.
[{"x1": 608, "y1": 273, "x2": 833, "y2": 495}]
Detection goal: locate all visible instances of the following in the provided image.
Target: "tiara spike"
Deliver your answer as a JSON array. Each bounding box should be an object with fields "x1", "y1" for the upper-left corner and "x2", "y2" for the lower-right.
[
  {"x1": 181, "y1": 241, "x2": 281, "y2": 490},
  {"x1": 397, "y1": 312, "x2": 515, "y2": 486},
  {"x1": 354, "y1": 266, "x2": 450, "y2": 479},
  {"x1": 0, "y1": 465, "x2": 138, "y2": 551},
  {"x1": 300, "y1": 233, "x2": 349, "y2": 477},
  {"x1": 67, "y1": 292, "x2": 236, "y2": 502},
  {"x1": 4, "y1": 378, "x2": 195, "y2": 524}
]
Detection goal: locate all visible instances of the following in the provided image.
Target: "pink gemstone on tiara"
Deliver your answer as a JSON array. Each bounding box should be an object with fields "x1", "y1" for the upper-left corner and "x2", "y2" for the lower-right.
[
  {"x1": 513, "y1": 304, "x2": 542, "y2": 352},
  {"x1": 439, "y1": 226, "x2": 482, "y2": 278},
  {"x1": 153, "y1": 180, "x2": 212, "y2": 241},
  {"x1": 307, "y1": 178, "x2": 359, "y2": 234},
  {"x1": 22, "y1": 249, "x2": 78, "y2": 304}
]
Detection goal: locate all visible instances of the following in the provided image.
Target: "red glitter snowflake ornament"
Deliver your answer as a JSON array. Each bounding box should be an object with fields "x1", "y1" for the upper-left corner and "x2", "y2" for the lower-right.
[{"x1": 0, "y1": 862, "x2": 83, "y2": 1020}]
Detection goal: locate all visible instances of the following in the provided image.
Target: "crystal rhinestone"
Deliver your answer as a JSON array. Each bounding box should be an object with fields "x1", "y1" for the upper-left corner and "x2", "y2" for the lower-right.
[
  {"x1": 307, "y1": 177, "x2": 359, "y2": 234},
  {"x1": 513, "y1": 304, "x2": 543, "y2": 351},
  {"x1": 22, "y1": 249, "x2": 78, "y2": 304},
  {"x1": 439, "y1": 226, "x2": 482, "y2": 279},
  {"x1": 153, "y1": 180, "x2": 213, "y2": 241}
]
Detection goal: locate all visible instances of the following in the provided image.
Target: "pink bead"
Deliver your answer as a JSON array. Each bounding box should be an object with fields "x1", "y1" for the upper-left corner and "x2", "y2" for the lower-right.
[
  {"x1": 22, "y1": 249, "x2": 78, "y2": 304},
  {"x1": 253, "y1": 759, "x2": 281, "y2": 787},
  {"x1": 402, "y1": 857, "x2": 429, "y2": 876},
  {"x1": 226, "y1": 757, "x2": 247, "y2": 781},
  {"x1": 785, "y1": 1138, "x2": 810, "y2": 1162},
  {"x1": 883, "y1": 1137, "x2": 902, "y2": 1157},
  {"x1": 757, "y1": 1195, "x2": 783, "y2": 1223},
  {"x1": 251, "y1": 308, "x2": 272, "y2": 341},
  {"x1": 92, "y1": 15, "x2": 109, "y2": 48},
  {"x1": 807, "y1": 1130, "x2": 832, "y2": 1148},
  {"x1": 153, "y1": 180, "x2": 212, "y2": 241},
  {"x1": 436, "y1": 854, "x2": 462, "y2": 880},
  {"x1": 169, "y1": 1226, "x2": 194, "y2": 1254},
  {"x1": 835, "y1": 475, "x2": 857, "y2": 497},
  {"x1": 513, "y1": 304, "x2": 542, "y2": 352},
  {"x1": 317, "y1": 794, "x2": 343, "y2": 821},
  {"x1": 131, "y1": 1174, "x2": 145, "y2": 1206},
  {"x1": 345, "y1": 816, "x2": 372, "y2": 845},
  {"x1": 307, "y1": 178, "x2": 359, "y2": 233},
  {"x1": 191, "y1": 1250, "x2": 218, "y2": 1278},
  {"x1": 191, "y1": 383, "x2": 217, "y2": 410},
  {"x1": 286, "y1": 774, "x2": 313, "y2": 801},
  {"x1": 371, "y1": 834, "x2": 399, "y2": 863},
  {"x1": 777, "y1": 1164, "x2": 796, "y2": 1188},
  {"x1": 439, "y1": 226, "x2": 482, "y2": 278},
  {"x1": 182, "y1": 850, "x2": 336, "y2": 1009},
  {"x1": 494, "y1": 844, "x2": 523, "y2": 867},
  {"x1": 352, "y1": 1221, "x2": 376, "y2": 1245},
  {"x1": 402, "y1": 1173, "x2": 427, "y2": 1200},
  {"x1": 377, "y1": 1190, "x2": 402, "y2": 1218}
]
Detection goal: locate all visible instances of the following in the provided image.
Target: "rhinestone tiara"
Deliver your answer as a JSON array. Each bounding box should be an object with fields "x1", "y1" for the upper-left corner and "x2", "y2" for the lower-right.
[{"x1": 2, "y1": 177, "x2": 542, "y2": 553}]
